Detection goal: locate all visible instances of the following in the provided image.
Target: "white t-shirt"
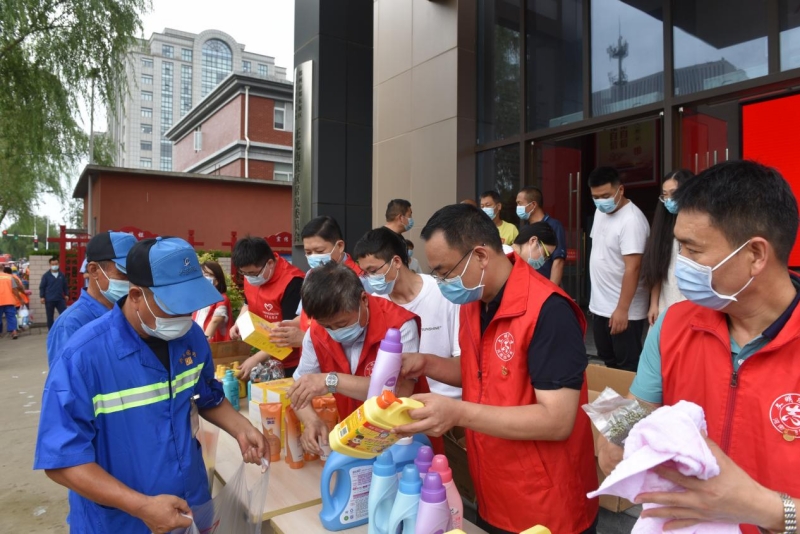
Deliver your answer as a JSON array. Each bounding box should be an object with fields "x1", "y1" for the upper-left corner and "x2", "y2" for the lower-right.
[
  {"x1": 294, "y1": 318, "x2": 419, "y2": 378},
  {"x1": 378, "y1": 274, "x2": 462, "y2": 399},
  {"x1": 658, "y1": 239, "x2": 686, "y2": 314},
  {"x1": 589, "y1": 201, "x2": 650, "y2": 320},
  {"x1": 408, "y1": 257, "x2": 422, "y2": 274}
]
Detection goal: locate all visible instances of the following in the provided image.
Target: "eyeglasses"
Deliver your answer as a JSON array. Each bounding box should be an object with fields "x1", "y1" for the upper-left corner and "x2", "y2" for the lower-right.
[
  {"x1": 358, "y1": 260, "x2": 388, "y2": 278},
  {"x1": 240, "y1": 262, "x2": 268, "y2": 278},
  {"x1": 430, "y1": 248, "x2": 475, "y2": 283}
]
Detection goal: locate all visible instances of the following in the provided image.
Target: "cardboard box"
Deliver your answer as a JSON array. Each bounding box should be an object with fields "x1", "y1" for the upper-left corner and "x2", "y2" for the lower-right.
[
  {"x1": 248, "y1": 400, "x2": 263, "y2": 428},
  {"x1": 443, "y1": 427, "x2": 476, "y2": 505},
  {"x1": 235, "y1": 312, "x2": 293, "y2": 360},
  {"x1": 585, "y1": 364, "x2": 637, "y2": 513},
  {"x1": 209, "y1": 340, "x2": 251, "y2": 367}
]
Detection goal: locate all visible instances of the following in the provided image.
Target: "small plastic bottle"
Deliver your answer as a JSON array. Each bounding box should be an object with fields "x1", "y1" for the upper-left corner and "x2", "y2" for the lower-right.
[
  {"x1": 367, "y1": 328, "x2": 403, "y2": 399},
  {"x1": 222, "y1": 369, "x2": 239, "y2": 411},
  {"x1": 367, "y1": 451, "x2": 398, "y2": 534},
  {"x1": 415, "y1": 472, "x2": 452, "y2": 534},
  {"x1": 430, "y1": 454, "x2": 463, "y2": 530},
  {"x1": 387, "y1": 465, "x2": 422, "y2": 534},
  {"x1": 414, "y1": 445, "x2": 434, "y2": 479}
]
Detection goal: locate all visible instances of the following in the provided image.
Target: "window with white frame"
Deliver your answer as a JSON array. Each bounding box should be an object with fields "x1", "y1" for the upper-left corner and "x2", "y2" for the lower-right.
[
  {"x1": 141, "y1": 141, "x2": 152, "y2": 151},
  {"x1": 274, "y1": 102, "x2": 285, "y2": 130},
  {"x1": 141, "y1": 91, "x2": 153, "y2": 101},
  {"x1": 141, "y1": 123, "x2": 152, "y2": 134},
  {"x1": 182, "y1": 48, "x2": 193, "y2": 62},
  {"x1": 140, "y1": 158, "x2": 152, "y2": 168},
  {"x1": 141, "y1": 107, "x2": 152, "y2": 118},
  {"x1": 194, "y1": 129, "x2": 202, "y2": 151},
  {"x1": 142, "y1": 74, "x2": 153, "y2": 85},
  {"x1": 242, "y1": 60, "x2": 251, "y2": 72},
  {"x1": 162, "y1": 44, "x2": 174, "y2": 58},
  {"x1": 259, "y1": 64, "x2": 268, "y2": 77},
  {"x1": 142, "y1": 58, "x2": 153, "y2": 69}
]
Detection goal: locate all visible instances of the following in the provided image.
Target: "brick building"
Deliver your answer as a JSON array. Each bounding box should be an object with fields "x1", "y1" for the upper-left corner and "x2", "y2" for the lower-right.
[{"x1": 166, "y1": 73, "x2": 293, "y2": 181}]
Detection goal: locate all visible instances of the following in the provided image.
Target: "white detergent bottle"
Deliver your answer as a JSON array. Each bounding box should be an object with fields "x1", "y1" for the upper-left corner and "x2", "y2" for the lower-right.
[
  {"x1": 367, "y1": 451, "x2": 398, "y2": 534},
  {"x1": 430, "y1": 454, "x2": 463, "y2": 530},
  {"x1": 367, "y1": 328, "x2": 403, "y2": 398},
  {"x1": 388, "y1": 465, "x2": 422, "y2": 534}
]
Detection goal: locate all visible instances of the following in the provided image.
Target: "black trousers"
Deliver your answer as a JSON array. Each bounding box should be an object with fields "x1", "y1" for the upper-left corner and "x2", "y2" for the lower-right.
[
  {"x1": 592, "y1": 314, "x2": 646, "y2": 372},
  {"x1": 45, "y1": 299, "x2": 67, "y2": 329}
]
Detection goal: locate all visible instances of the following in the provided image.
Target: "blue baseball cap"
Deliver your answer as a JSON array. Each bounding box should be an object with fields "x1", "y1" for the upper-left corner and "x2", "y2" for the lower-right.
[
  {"x1": 85, "y1": 231, "x2": 138, "y2": 273},
  {"x1": 125, "y1": 237, "x2": 222, "y2": 315}
]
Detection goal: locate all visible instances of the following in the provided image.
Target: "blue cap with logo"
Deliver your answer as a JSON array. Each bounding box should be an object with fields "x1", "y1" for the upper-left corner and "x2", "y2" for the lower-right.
[
  {"x1": 86, "y1": 231, "x2": 138, "y2": 273},
  {"x1": 125, "y1": 237, "x2": 222, "y2": 315}
]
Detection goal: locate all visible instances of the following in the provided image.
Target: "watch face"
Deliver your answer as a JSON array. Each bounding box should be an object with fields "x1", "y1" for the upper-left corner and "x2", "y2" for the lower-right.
[{"x1": 326, "y1": 374, "x2": 336, "y2": 387}]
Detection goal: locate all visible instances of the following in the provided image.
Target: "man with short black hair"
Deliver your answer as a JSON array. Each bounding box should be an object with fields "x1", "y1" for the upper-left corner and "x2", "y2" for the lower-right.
[
  {"x1": 587, "y1": 166, "x2": 650, "y2": 371},
  {"x1": 355, "y1": 228, "x2": 461, "y2": 399},
  {"x1": 384, "y1": 199, "x2": 414, "y2": 235},
  {"x1": 599, "y1": 161, "x2": 800, "y2": 533},
  {"x1": 479, "y1": 190, "x2": 518, "y2": 245},
  {"x1": 231, "y1": 236, "x2": 304, "y2": 378},
  {"x1": 516, "y1": 187, "x2": 567, "y2": 286},
  {"x1": 35, "y1": 237, "x2": 267, "y2": 533},
  {"x1": 40, "y1": 255, "x2": 69, "y2": 328},
  {"x1": 398, "y1": 204, "x2": 598, "y2": 534},
  {"x1": 47, "y1": 231, "x2": 136, "y2": 366}
]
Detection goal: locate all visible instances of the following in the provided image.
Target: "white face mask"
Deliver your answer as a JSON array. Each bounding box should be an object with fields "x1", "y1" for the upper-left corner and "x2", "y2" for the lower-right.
[
  {"x1": 97, "y1": 264, "x2": 129, "y2": 304},
  {"x1": 136, "y1": 289, "x2": 193, "y2": 341},
  {"x1": 245, "y1": 262, "x2": 271, "y2": 286}
]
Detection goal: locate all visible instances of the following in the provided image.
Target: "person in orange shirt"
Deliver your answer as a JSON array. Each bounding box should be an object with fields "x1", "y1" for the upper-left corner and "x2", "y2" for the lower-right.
[{"x1": 0, "y1": 267, "x2": 22, "y2": 339}]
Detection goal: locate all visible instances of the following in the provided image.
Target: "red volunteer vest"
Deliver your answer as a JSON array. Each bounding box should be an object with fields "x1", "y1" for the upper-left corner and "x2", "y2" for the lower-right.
[
  {"x1": 243, "y1": 254, "x2": 305, "y2": 368},
  {"x1": 193, "y1": 294, "x2": 233, "y2": 342},
  {"x1": 460, "y1": 254, "x2": 598, "y2": 533},
  {"x1": 309, "y1": 295, "x2": 443, "y2": 455},
  {"x1": 661, "y1": 298, "x2": 800, "y2": 534}
]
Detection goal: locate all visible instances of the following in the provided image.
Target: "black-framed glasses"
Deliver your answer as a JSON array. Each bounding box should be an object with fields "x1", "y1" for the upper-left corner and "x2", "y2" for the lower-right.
[
  {"x1": 430, "y1": 248, "x2": 474, "y2": 283},
  {"x1": 240, "y1": 262, "x2": 268, "y2": 278},
  {"x1": 358, "y1": 260, "x2": 388, "y2": 278}
]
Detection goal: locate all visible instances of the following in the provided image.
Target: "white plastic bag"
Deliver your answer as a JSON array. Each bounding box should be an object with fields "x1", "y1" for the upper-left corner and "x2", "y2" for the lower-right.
[
  {"x1": 197, "y1": 419, "x2": 220, "y2": 494},
  {"x1": 172, "y1": 459, "x2": 270, "y2": 534}
]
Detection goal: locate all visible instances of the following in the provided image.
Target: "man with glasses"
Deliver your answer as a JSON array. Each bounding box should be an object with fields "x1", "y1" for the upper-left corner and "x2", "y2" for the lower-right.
[
  {"x1": 354, "y1": 227, "x2": 461, "y2": 399},
  {"x1": 396, "y1": 204, "x2": 598, "y2": 534},
  {"x1": 231, "y1": 237, "x2": 304, "y2": 378}
]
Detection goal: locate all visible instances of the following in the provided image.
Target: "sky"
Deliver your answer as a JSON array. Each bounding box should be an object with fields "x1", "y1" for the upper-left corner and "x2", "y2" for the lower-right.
[{"x1": 35, "y1": 0, "x2": 296, "y2": 227}]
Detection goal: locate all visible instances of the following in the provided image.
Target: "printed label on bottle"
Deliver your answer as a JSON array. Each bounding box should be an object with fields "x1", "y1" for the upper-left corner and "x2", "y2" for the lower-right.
[
  {"x1": 335, "y1": 405, "x2": 401, "y2": 455},
  {"x1": 339, "y1": 465, "x2": 373, "y2": 524}
]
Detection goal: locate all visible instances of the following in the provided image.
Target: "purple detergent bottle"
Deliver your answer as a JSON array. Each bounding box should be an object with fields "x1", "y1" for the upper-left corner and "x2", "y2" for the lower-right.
[
  {"x1": 414, "y1": 445, "x2": 434, "y2": 480},
  {"x1": 414, "y1": 472, "x2": 451, "y2": 534}
]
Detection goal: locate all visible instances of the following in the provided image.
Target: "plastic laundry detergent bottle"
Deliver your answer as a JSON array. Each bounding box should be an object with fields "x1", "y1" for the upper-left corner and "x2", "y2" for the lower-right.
[
  {"x1": 222, "y1": 369, "x2": 240, "y2": 411},
  {"x1": 387, "y1": 434, "x2": 431, "y2": 475},
  {"x1": 319, "y1": 451, "x2": 375, "y2": 531},
  {"x1": 430, "y1": 454, "x2": 463, "y2": 530},
  {"x1": 414, "y1": 445, "x2": 434, "y2": 479},
  {"x1": 415, "y1": 472, "x2": 452, "y2": 534},
  {"x1": 366, "y1": 328, "x2": 403, "y2": 398},
  {"x1": 367, "y1": 451, "x2": 398, "y2": 534},
  {"x1": 388, "y1": 465, "x2": 422, "y2": 534}
]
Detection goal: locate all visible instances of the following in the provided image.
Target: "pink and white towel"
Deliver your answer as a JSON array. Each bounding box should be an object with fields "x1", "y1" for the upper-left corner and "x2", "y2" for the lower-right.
[{"x1": 588, "y1": 400, "x2": 740, "y2": 534}]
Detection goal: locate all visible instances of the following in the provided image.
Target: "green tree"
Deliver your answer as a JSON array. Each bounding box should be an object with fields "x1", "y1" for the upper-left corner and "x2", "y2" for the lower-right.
[
  {"x1": 0, "y1": 0, "x2": 149, "y2": 226},
  {"x1": 0, "y1": 214, "x2": 59, "y2": 258}
]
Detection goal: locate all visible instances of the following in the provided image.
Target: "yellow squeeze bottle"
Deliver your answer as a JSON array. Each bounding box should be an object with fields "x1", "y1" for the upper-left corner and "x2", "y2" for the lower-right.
[{"x1": 329, "y1": 390, "x2": 423, "y2": 459}]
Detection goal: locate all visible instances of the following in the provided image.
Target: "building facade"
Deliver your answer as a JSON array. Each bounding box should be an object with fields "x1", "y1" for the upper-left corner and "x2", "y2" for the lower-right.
[
  {"x1": 108, "y1": 28, "x2": 288, "y2": 172},
  {"x1": 165, "y1": 74, "x2": 294, "y2": 180}
]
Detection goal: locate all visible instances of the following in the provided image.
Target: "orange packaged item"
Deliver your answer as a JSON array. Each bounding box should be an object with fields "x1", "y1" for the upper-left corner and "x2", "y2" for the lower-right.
[
  {"x1": 313, "y1": 396, "x2": 340, "y2": 462},
  {"x1": 259, "y1": 403, "x2": 283, "y2": 461},
  {"x1": 284, "y1": 406, "x2": 305, "y2": 469}
]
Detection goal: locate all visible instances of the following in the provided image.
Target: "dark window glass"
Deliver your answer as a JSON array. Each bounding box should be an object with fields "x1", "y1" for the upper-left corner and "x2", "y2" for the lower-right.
[
  {"x1": 673, "y1": 0, "x2": 768, "y2": 95},
  {"x1": 526, "y1": 0, "x2": 583, "y2": 130},
  {"x1": 591, "y1": 0, "x2": 663, "y2": 116},
  {"x1": 477, "y1": 144, "x2": 521, "y2": 224},
  {"x1": 780, "y1": 0, "x2": 800, "y2": 71},
  {"x1": 202, "y1": 39, "x2": 233, "y2": 97},
  {"x1": 478, "y1": 0, "x2": 521, "y2": 143}
]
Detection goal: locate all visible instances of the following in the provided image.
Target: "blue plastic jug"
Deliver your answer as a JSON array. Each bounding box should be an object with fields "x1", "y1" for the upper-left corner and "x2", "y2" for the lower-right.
[
  {"x1": 387, "y1": 434, "x2": 431, "y2": 475},
  {"x1": 319, "y1": 451, "x2": 375, "y2": 531}
]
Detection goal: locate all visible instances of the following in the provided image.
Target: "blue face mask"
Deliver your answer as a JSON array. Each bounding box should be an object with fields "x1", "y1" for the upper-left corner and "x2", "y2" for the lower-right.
[
  {"x1": 674, "y1": 240, "x2": 754, "y2": 311},
  {"x1": 363, "y1": 262, "x2": 398, "y2": 295},
  {"x1": 97, "y1": 264, "x2": 129, "y2": 304},
  {"x1": 326, "y1": 306, "x2": 365, "y2": 344},
  {"x1": 407, "y1": 250, "x2": 413, "y2": 258},
  {"x1": 594, "y1": 187, "x2": 621, "y2": 214},
  {"x1": 306, "y1": 242, "x2": 341, "y2": 270},
  {"x1": 526, "y1": 241, "x2": 547, "y2": 270},
  {"x1": 516, "y1": 202, "x2": 533, "y2": 221},
  {"x1": 245, "y1": 262, "x2": 271, "y2": 286},
  {"x1": 482, "y1": 207, "x2": 496, "y2": 220},
  {"x1": 404, "y1": 217, "x2": 414, "y2": 232},
  {"x1": 663, "y1": 198, "x2": 679, "y2": 215},
  {"x1": 436, "y1": 250, "x2": 485, "y2": 305}
]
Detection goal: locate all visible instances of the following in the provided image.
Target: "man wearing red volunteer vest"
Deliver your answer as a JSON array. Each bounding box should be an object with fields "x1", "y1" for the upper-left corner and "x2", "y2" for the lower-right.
[
  {"x1": 599, "y1": 160, "x2": 800, "y2": 534},
  {"x1": 396, "y1": 204, "x2": 598, "y2": 534},
  {"x1": 231, "y1": 237, "x2": 304, "y2": 378},
  {"x1": 286, "y1": 261, "x2": 422, "y2": 455}
]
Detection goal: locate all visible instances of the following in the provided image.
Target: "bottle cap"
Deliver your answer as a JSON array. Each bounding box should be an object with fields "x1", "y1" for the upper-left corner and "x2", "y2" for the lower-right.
[
  {"x1": 376, "y1": 390, "x2": 400, "y2": 409},
  {"x1": 420, "y1": 472, "x2": 446, "y2": 503},
  {"x1": 414, "y1": 445, "x2": 433, "y2": 474},
  {"x1": 399, "y1": 465, "x2": 422, "y2": 494},
  {"x1": 430, "y1": 454, "x2": 453, "y2": 483},
  {"x1": 224, "y1": 369, "x2": 234, "y2": 379},
  {"x1": 394, "y1": 436, "x2": 413, "y2": 446},
  {"x1": 379, "y1": 327, "x2": 402, "y2": 353},
  {"x1": 373, "y1": 451, "x2": 396, "y2": 477}
]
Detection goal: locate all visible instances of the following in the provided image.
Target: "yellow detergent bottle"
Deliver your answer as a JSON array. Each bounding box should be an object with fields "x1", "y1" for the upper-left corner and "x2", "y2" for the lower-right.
[{"x1": 329, "y1": 390, "x2": 423, "y2": 459}]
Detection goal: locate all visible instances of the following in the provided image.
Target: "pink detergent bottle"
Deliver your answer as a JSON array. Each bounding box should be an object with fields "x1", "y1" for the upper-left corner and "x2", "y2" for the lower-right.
[
  {"x1": 414, "y1": 472, "x2": 451, "y2": 534},
  {"x1": 430, "y1": 454, "x2": 463, "y2": 530},
  {"x1": 366, "y1": 328, "x2": 403, "y2": 399}
]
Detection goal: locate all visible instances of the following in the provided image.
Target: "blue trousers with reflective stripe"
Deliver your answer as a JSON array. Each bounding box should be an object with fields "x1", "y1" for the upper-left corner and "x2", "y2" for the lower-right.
[{"x1": 0, "y1": 305, "x2": 17, "y2": 333}]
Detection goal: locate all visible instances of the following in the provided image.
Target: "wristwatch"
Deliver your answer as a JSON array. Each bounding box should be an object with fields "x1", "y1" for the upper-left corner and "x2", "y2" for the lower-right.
[
  {"x1": 780, "y1": 493, "x2": 797, "y2": 534},
  {"x1": 325, "y1": 372, "x2": 338, "y2": 394}
]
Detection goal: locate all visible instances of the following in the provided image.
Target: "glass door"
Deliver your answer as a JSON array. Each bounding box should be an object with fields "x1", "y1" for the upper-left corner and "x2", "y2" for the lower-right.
[{"x1": 679, "y1": 104, "x2": 735, "y2": 174}]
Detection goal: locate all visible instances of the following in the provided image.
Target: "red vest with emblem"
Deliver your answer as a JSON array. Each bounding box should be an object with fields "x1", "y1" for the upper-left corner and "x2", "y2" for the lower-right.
[
  {"x1": 193, "y1": 294, "x2": 233, "y2": 342},
  {"x1": 460, "y1": 254, "x2": 598, "y2": 533},
  {"x1": 661, "y1": 298, "x2": 800, "y2": 534},
  {"x1": 299, "y1": 255, "x2": 363, "y2": 333},
  {"x1": 243, "y1": 254, "x2": 305, "y2": 368},
  {"x1": 310, "y1": 295, "x2": 443, "y2": 454}
]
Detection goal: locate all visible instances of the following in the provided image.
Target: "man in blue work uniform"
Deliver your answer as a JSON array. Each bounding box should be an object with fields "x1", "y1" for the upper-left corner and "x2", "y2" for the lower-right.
[
  {"x1": 34, "y1": 237, "x2": 268, "y2": 533},
  {"x1": 40, "y1": 255, "x2": 70, "y2": 328},
  {"x1": 47, "y1": 231, "x2": 137, "y2": 366}
]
